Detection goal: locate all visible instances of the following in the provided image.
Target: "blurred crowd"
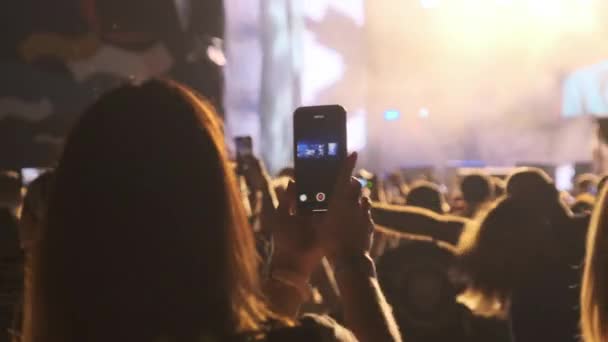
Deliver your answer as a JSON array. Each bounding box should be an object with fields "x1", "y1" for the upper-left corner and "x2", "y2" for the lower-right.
[{"x1": 1, "y1": 79, "x2": 607, "y2": 342}]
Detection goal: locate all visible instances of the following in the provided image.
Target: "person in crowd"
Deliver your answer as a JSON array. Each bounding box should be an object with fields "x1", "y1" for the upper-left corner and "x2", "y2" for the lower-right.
[
  {"x1": 457, "y1": 196, "x2": 580, "y2": 342},
  {"x1": 238, "y1": 155, "x2": 277, "y2": 269},
  {"x1": 506, "y1": 168, "x2": 588, "y2": 342},
  {"x1": 378, "y1": 239, "x2": 511, "y2": 342},
  {"x1": 506, "y1": 167, "x2": 588, "y2": 264},
  {"x1": 458, "y1": 173, "x2": 495, "y2": 218},
  {"x1": 23, "y1": 80, "x2": 401, "y2": 342},
  {"x1": 0, "y1": 171, "x2": 23, "y2": 342},
  {"x1": 11, "y1": 171, "x2": 54, "y2": 342},
  {"x1": 580, "y1": 185, "x2": 608, "y2": 342},
  {"x1": 457, "y1": 167, "x2": 587, "y2": 342},
  {"x1": 405, "y1": 181, "x2": 447, "y2": 214},
  {"x1": 378, "y1": 239, "x2": 465, "y2": 341}
]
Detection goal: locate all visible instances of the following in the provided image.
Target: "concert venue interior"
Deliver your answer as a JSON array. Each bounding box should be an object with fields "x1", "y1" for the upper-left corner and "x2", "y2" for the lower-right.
[{"x1": 4, "y1": 2, "x2": 608, "y2": 342}]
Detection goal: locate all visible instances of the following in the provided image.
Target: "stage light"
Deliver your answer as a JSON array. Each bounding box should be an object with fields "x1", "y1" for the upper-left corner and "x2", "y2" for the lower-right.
[
  {"x1": 384, "y1": 110, "x2": 401, "y2": 121},
  {"x1": 418, "y1": 107, "x2": 430, "y2": 118}
]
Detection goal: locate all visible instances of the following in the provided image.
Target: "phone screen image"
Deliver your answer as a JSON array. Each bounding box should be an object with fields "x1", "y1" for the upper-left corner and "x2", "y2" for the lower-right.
[{"x1": 294, "y1": 105, "x2": 347, "y2": 214}]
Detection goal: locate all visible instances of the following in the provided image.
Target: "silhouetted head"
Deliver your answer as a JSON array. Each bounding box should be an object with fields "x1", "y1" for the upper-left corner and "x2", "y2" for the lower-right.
[
  {"x1": 460, "y1": 172, "x2": 494, "y2": 206},
  {"x1": 377, "y1": 239, "x2": 459, "y2": 330},
  {"x1": 506, "y1": 167, "x2": 561, "y2": 214},
  {"x1": 406, "y1": 181, "x2": 446, "y2": 214},
  {"x1": 27, "y1": 80, "x2": 268, "y2": 342}
]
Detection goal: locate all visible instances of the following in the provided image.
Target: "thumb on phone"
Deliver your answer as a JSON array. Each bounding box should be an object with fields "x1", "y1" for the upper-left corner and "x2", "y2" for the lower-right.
[{"x1": 277, "y1": 180, "x2": 296, "y2": 219}]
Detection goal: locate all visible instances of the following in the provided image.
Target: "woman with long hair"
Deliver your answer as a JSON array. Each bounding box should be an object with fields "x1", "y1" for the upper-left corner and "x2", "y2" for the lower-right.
[
  {"x1": 458, "y1": 193, "x2": 581, "y2": 341},
  {"x1": 22, "y1": 80, "x2": 400, "y2": 342},
  {"x1": 581, "y1": 185, "x2": 608, "y2": 342}
]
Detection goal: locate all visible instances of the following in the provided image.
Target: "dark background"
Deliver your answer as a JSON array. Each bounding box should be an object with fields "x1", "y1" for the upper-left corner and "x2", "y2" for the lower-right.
[{"x1": 0, "y1": 0, "x2": 224, "y2": 169}]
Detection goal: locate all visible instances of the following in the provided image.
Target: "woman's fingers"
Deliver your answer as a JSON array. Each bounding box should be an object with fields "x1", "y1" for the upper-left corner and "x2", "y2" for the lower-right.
[
  {"x1": 360, "y1": 197, "x2": 375, "y2": 235},
  {"x1": 329, "y1": 153, "x2": 359, "y2": 213},
  {"x1": 346, "y1": 177, "x2": 363, "y2": 202},
  {"x1": 361, "y1": 196, "x2": 372, "y2": 212},
  {"x1": 334, "y1": 152, "x2": 358, "y2": 197},
  {"x1": 277, "y1": 180, "x2": 296, "y2": 218}
]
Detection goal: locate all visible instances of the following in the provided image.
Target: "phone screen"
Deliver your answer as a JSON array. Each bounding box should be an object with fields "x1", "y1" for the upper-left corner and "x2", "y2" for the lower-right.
[
  {"x1": 235, "y1": 136, "x2": 253, "y2": 158},
  {"x1": 235, "y1": 136, "x2": 253, "y2": 174},
  {"x1": 294, "y1": 105, "x2": 347, "y2": 214}
]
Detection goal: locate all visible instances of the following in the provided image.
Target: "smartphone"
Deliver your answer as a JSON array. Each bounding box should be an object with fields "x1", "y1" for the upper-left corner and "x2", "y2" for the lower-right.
[
  {"x1": 235, "y1": 136, "x2": 253, "y2": 173},
  {"x1": 294, "y1": 105, "x2": 347, "y2": 214}
]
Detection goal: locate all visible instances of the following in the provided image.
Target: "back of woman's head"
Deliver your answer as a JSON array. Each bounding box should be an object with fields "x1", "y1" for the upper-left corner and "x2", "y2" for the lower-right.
[
  {"x1": 581, "y1": 185, "x2": 608, "y2": 342},
  {"x1": 26, "y1": 80, "x2": 266, "y2": 342},
  {"x1": 506, "y1": 167, "x2": 559, "y2": 212},
  {"x1": 457, "y1": 196, "x2": 553, "y2": 305}
]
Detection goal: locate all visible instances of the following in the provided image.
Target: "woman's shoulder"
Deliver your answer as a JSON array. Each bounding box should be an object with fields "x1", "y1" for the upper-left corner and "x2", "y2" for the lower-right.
[{"x1": 264, "y1": 314, "x2": 357, "y2": 342}]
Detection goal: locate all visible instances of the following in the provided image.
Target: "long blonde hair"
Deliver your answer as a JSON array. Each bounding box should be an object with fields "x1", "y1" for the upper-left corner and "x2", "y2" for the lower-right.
[{"x1": 581, "y1": 185, "x2": 608, "y2": 342}]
